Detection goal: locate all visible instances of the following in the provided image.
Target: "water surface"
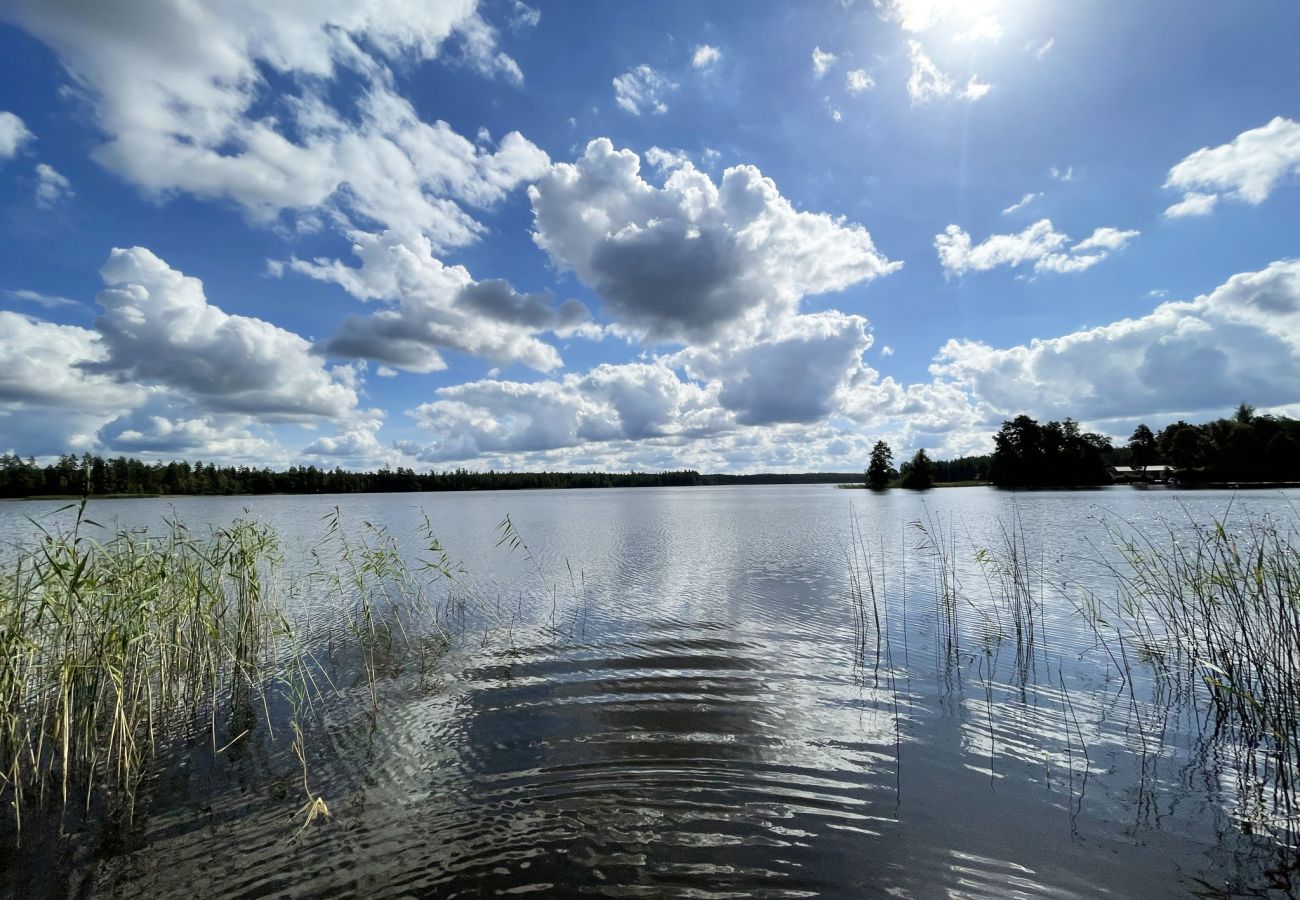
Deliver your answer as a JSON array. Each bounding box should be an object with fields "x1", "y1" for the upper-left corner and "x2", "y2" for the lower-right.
[{"x1": 3, "y1": 485, "x2": 1298, "y2": 898}]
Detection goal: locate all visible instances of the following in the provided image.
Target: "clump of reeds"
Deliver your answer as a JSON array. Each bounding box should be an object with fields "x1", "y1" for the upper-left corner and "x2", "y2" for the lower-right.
[
  {"x1": 0, "y1": 500, "x2": 496, "y2": 839},
  {"x1": 1101, "y1": 508, "x2": 1300, "y2": 829},
  {"x1": 0, "y1": 502, "x2": 283, "y2": 830}
]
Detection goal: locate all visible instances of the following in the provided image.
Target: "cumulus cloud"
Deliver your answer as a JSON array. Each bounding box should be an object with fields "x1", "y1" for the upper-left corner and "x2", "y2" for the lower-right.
[
  {"x1": 935, "y1": 219, "x2": 1138, "y2": 277},
  {"x1": 97, "y1": 401, "x2": 277, "y2": 459},
  {"x1": 1001, "y1": 192, "x2": 1040, "y2": 215},
  {"x1": 529, "y1": 139, "x2": 901, "y2": 344},
  {"x1": 692, "y1": 44, "x2": 721, "y2": 68},
  {"x1": 0, "y1": 311, "x2": 142, "y2": 412},
  {"x1": 1163, "y1": 192, "x2": 1219, "y2": 218},
  {"x1": 2, "y1": 0, "x2": 539, "y2": 247},
  {"x1": 846, "y1": 69, "x2": 875, "y2": 93},
  {"x1": 960, "y1": 76, "x2": 991, "y2": 101},
  {"x1": 710, "y1": 312, "x2": 873, "y2": 425},
  {"x1": 930, "y1": 260, "x2": 1300, "y2": 423},
  {"x1": 0, "y1": 111, "x2": 32, "y2": 161},
  {"x1": 301, "y1": 413, "x2": 400, "y2": 467},
  {"x1": 34, "y1": 162, "x2": 72, "y2": 207},
  {"x1": 811, "y1": 46, "x2": 837, "y2": 79},
  {"x1": 407, "y1": 313, "x2": 878, "y2": 462},
  {"x1": 285, "y1": 229, "x2": 590, "y2": 373},
  {"x1": 612, "y1": 65, "x2": 675, "y2": 115},
  {"x1": 1164, "y1": 117, "x2": 1300, "y2": 215},
  {"x1": 87, "y1": 247, "x2": 359, "y2": 420},
  {"x1": 906, "y1": 41, "x2": 953, "y2": 103}
]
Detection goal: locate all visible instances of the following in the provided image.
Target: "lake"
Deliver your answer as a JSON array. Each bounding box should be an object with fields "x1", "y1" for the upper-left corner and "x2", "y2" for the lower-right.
[{"x1": 2, "y1": 485, "x2": 1298, "y2": 898}]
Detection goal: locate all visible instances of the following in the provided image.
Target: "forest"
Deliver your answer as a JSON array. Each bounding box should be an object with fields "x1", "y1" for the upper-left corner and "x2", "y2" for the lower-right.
[{"x1": 3, "y1": 404, "x2": 1295, "y2": 499}]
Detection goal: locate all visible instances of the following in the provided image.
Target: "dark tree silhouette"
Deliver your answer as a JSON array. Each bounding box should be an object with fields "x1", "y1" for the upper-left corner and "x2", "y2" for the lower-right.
[
  {"x1": 866, "y1": 440, "x2": 895, "y2": 490},
  {"x1": 1128, "y1": 424, "x2": 1157, "y2": 469},
  {"x1": 899, "y1": 448, "x2": 934, "y2": 490}
]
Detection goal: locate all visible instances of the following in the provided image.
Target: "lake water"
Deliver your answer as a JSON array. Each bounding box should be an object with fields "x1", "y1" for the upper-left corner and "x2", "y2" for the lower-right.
[{"x1": 3, "y1": 485, "x2": 1299, "y2": 898}]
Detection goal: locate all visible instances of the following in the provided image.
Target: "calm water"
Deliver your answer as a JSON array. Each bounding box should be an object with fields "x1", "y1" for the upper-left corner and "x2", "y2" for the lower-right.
[{"x1": 3, "y1": 485, "x2": 1300, "y2": 898}]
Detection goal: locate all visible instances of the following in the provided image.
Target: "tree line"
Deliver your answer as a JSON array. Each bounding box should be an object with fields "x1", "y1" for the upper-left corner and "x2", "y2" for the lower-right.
[
  {"x1": 0, "y1": 454, "x2": 712, "y2": 498},
  {"x1": 0, "y1": 453, "x2": 872, "y2": 499},
  {"x1": 863, "y1": 403, "x2": 1300, "y2": 490},
  {"x1": 985, "y1": 403, "x2": 1300, "y2": 487}
]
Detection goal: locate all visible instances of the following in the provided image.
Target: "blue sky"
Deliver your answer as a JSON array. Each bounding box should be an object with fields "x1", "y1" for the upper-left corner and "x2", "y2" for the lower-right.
[{"x1": 2, "y1": 0, "x2": 1299, "y2": 472}]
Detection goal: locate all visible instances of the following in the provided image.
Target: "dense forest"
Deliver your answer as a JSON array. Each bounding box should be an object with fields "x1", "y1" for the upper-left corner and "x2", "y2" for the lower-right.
[
  {"x1": 0, "y1": 453, "x2": 866, "y2": 499},
  {"x1": 984, "y1": 404, "x2": 1300, "y2": 487},
  {"x1": 3, "y1": 404, "x2": 1296, "y2": 499}
]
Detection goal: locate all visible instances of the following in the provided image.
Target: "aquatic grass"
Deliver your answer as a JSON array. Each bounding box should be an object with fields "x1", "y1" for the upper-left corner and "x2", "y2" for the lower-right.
[
  {"x1": 1095, "y1": 507, "x2": 1300, "y2": 829},
  {"x1": 0, "y1": 502, "x2": 284, "y2": 831},
  {"x1": 0, "y1": 502, "x2": 498, "y2": 839}
]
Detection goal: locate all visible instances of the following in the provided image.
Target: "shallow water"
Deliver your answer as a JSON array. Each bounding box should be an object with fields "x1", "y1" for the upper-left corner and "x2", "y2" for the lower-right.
[{"x1": 3, "y1": 485, "x2": 1299, "y2": 898}]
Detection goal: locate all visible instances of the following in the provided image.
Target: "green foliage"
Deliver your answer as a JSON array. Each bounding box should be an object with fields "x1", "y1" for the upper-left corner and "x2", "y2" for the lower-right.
[
  {"x1": 988, "y1": 416, "x2": 1112, "y2": 487},
  {"x1": 0, "y1": 454, "x2": 707, "y2": 498},
  {"x1": 866, "y1": 440, "x2": 895, "y2": 490},
  {"x1": 1128, "y1": 424, "x2": 1157, "y2": 468},
  {"x1": 899, "y1": 448, "x2": 935, "y2": 490}
]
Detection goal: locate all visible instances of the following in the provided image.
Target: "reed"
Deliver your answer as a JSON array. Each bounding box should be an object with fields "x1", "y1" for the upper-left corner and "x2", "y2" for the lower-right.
[
  {"x1": 0, "y1": 502, "x2": 491, "y2": 838},
  {"x1": 1099, "y1": 508, "x2": 1300, "y2": 826},
  {"x1": 0, "y1": 502, "x2": 283, "y2": 831}
]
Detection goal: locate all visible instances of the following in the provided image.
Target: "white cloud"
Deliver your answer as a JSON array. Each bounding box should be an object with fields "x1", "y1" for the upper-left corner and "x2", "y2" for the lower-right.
[
  {"x1": 824, "y1": 98, "x2": 843, "y2": 122},
  {"x1": 710, "y1": 312, "x2": 872, "y2": 425},
  {"x1": 529, "y1": 139, "x2": 901, "y2": 344},
  {"x1": 509, "y1": 1, "x2": 540, "y2": 30},
  {"x1": 845, "y1": 69, "x2": 875, "y2": 93},
  {"x1": 1073, "y1": 226, "x2": 1141, "y2": 252},
  {"x1": 3, "y1": 0, "x2": 538, "y2": 248},
  {"x1": 301, "y1": 414, "x2": 399, "y2": 468},
  {"x1": 1049, "y1": 165, "x2": 1074, "y2": 181},
  {"x1": 34, "y1": 162, "x2": 72, "y2": 207},
  {"x1": 644, "y1": 146, "x2": 692, "y2": 172},
  {"x1": 612, "y1": 65, "x2": 675, "y2": 115},
  {"x1": 929, "y1": 260, "x2": 1300, "y2": 424},
  {"x1": 1028, "y1": 37, "x2": 1054, "y2": 60},
  {"x1": 5, "y1": 288, "x2": 79, "y2": 308},
  {"x1": 97, "y1": 401, "x2": 277, "y2": 459},
  {"x1": 1164, "y1": 117, "x2": 1300, "y2": 213},
  {"x1": 1001, "y1": 192, "x2": 1040, "y2": 215},
  {"x1": 906, "y1": 41, "x2": 953, "y2": 103},
  {"x1": 0, "y1": 312, "x2": 142, "y2": 413},
  {"x1": 406, "y1": 312, "x2": 880, "y2": 462},
  {"x1": 935, "y1": 219, "x2": 1139, "y2": 277},
  {"x1": 692, "y1": 44, "x2": 721, "y2": 68},
  {"x1": 1163, "y1": 192, "x2": 1219, "y2": 218},
  {"x1": 954, "y1": 15, "x2": 1002, "y2": 43},
  {"x1": 0, "y1": 111, "x2": 32, "y2": 161},
  {"x1": 284, "y1": 229, "x2": 589, "y2": 373},
  {"x1": 88, "y1": 246, "x2": 359, "y2": 420},
  {"x1": 960, "y1": 76, "x2": 992, "y2": 102},
  {"x1": 811, "y1": 46, "x2": 837, "y2": 79}
]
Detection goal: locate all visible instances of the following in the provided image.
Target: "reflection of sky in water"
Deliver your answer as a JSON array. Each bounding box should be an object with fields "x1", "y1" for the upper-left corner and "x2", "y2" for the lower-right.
[{"x1": 3, "y1": 486, "x2": 1298, "y2": 897}]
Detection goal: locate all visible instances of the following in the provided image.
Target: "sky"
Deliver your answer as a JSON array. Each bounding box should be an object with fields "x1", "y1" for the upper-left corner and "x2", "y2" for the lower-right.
[{"x1": 1, "y1": 0, "x2": 1299, "y2": 473}]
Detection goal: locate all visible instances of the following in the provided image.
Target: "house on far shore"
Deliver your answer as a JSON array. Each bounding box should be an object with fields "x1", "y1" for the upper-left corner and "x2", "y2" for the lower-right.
[{"x1": 1111, "y1": 465, "x2": 1177, "y2": 484}]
